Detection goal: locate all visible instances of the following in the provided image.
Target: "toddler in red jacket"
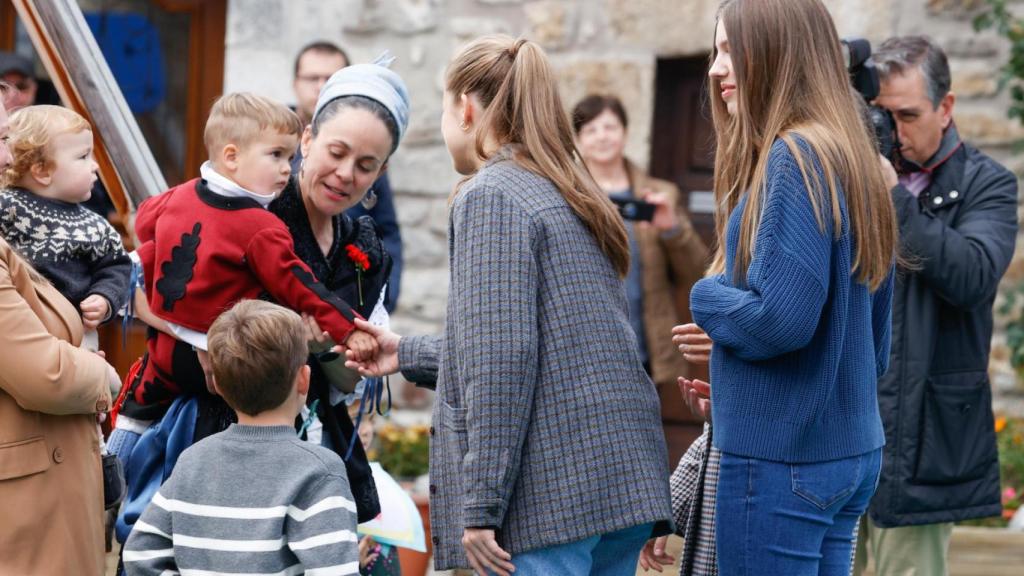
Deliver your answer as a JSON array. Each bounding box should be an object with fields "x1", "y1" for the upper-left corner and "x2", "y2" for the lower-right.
[{"x1": 117, "y1": 92, "x2": 376, "y2": 424}]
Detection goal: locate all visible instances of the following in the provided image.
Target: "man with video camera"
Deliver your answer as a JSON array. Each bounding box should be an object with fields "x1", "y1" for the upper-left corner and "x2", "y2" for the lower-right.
[{"x1": 854, "y1": 35, "x2": 1018, "y2": 576}]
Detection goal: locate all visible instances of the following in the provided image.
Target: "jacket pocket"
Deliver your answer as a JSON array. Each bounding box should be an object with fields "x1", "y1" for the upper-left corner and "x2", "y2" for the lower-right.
[
  {"x1": 914, "y1": 371, "x2": 998, "y2": 485},
  {"x1": 0, "y1": 437, "x2": 51, "y2": 481},
  {"x1": 440, "y1": 400, "x2": 469, "y2": 455},
  {"x1": 791, "y1": 455, "x2": 863, "y2": 510}
]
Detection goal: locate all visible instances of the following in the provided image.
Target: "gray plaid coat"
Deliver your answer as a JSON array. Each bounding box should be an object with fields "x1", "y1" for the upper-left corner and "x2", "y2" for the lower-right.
[
  {"x1": 671, "y1": 424, "x2": 719, "y2": 576},
  {"x1": 399, "y1": 155, "x2": 673, "y2": 571}
]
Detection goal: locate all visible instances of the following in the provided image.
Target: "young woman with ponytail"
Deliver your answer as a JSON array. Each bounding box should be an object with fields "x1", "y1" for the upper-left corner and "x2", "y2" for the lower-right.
[
  {"x1": 346, "y1": 35, "x2": 672, "y2": 575},
  {"x1": 687, "y1": 0, "x2": 899, "y2": 573}
]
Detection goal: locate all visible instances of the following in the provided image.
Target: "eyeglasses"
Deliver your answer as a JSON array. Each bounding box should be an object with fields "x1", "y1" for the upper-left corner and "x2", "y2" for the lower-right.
[
  {"x1": 295, "y1": 74, "x2": 332, "y2": 85},
  {"x1": 0, "y1": 76, "x2": 34, "y2": 92}
]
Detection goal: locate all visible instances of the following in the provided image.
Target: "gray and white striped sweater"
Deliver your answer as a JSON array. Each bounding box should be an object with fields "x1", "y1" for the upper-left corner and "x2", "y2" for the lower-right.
[{"x1": 123, "y1": 424, "x2": 359, "y2": 576}]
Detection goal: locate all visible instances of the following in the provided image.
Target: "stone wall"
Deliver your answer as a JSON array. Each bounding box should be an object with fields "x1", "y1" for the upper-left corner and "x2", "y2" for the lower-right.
[{"x1": 224, "y1": 0, "x2": 1024, "y2": 413}]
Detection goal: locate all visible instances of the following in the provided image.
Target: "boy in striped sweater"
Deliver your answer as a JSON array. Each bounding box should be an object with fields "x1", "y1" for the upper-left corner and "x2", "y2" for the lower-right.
[{"x1": 123, "y1": 299, "x2": 360, "y2": 576}]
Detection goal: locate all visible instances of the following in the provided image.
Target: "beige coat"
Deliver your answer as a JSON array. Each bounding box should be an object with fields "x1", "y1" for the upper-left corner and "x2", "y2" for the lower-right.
[
  {"x1": 0, "y1": 240, "x2": 111, "y2": 575},
  {"x1": 626, "y1": 161, "x2": 709, "y2": 396}
]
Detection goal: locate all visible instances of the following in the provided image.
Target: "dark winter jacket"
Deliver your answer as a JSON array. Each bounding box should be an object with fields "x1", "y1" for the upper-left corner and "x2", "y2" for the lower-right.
[{"x1": 869, "y1": 126, "x2": 1018, "y2": 527}]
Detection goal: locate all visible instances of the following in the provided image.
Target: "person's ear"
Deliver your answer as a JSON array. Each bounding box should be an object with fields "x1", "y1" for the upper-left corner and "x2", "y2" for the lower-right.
[
  {"x1": 28, "y1": 161, "x2": 52, "y2": 187},
  {"x1": 378, "y1": 161, "x2": 389, "y2": 176},
  {"x1": 938, "y1": 92, "x2": 956, "y2": 130},
  {"x1": 459, "y1": 92, "x2": 475, "y2": 130},
  {"x1": 221, "y1": 143, "x2": 240, "y2": 172},
  {"x1": 210, "y1": 375, "x2": 222, "y2": 396},
  {"x1": 299, "y1": 126, "x2": 313, "y2": 162},
  {"x1": 296, "y1": 364, "x2": 311, "y2": 397}
]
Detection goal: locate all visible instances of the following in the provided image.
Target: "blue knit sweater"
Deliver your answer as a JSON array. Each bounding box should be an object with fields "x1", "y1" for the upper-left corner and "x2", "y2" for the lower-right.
[{"x1": 690, "y1": 137, "x2": 892, "y2": 463}]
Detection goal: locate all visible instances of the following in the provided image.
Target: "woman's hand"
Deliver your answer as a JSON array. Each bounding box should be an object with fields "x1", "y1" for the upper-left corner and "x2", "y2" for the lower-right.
[
  {"x1": 462, "y1": 528, "x2": 514, "y2": 576},
  {"x1": 344, "y1": 318, "x2": 401, "y2": 376},
  {"x1": 639, "y1": 536, "x2": 675, "y2": 572},
  {"x1": 679, "y1": 377, "x2": 711, "y2": 421},
  {"x1": 644, "y1": 189, "x2": 680, "y2": 232},
  {"x1": 301, "y1": 313, "x2": 334, "y2": 352},
  {"x1": 94, "y1": 349, "x2": 121, "y2": 400},
  {"x1": 672, "y1": 323, "x2": 712, "y2": 365}
]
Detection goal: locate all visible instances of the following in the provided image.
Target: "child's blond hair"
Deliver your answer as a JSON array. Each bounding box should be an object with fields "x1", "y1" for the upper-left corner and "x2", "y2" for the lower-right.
[
  {"x1": 203, "y1": 92, "x2": 302, "y2": 158},
  {"x1": 0, "y1": 105, "x2": 91, "y2": 189}
]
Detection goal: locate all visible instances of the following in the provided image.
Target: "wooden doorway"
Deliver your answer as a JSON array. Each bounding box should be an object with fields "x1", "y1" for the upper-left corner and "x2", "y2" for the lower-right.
[
  {"x1": 649, "y1": 54, "x2": 717, "y2": 464},
  {"x1": 1, "y1": 0, "x2": 225, "y2": 186}
]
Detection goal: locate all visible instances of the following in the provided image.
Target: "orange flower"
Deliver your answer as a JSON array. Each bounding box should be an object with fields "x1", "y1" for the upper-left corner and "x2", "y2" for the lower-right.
[{"x1": 996, "y1": 416, "x2": 1008, "y2": 433}]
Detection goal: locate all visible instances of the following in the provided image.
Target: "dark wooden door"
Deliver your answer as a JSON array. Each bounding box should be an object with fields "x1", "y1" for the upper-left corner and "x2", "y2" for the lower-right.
[{"x1": 649, "y1": 54, "x2": 717, "y2": 465}]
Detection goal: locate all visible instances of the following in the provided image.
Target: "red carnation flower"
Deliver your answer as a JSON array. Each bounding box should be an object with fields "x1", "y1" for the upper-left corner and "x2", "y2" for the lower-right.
[
  {"x1": 346, "y1": 244, "x2": 371, "y2": 305},
  {"x1": 346, "y1": 244, "x2": 371, "y2": 272}
]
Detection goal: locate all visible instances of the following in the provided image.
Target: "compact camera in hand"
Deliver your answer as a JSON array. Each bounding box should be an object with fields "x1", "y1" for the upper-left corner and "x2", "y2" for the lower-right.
[{"x1": 611, "y1": 197, "x2": 656, "y2": 222}]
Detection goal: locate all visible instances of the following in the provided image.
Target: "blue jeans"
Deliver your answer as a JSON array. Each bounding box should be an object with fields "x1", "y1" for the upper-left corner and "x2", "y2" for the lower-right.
[
  {"x1": 106, "y1": 427, "x2": 142, "y2": 468},
  {"x1": 716, "y1": 449, "x2": 882, "y2": 576},
  {"x1": 500, "y1": 522, "x2": 654, "y2": 576}
]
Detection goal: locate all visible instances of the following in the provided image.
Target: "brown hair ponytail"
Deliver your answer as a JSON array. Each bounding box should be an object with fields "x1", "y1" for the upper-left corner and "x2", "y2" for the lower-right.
[{"x1": 446, "y1": 35, "x2": 630, "y2": 278}]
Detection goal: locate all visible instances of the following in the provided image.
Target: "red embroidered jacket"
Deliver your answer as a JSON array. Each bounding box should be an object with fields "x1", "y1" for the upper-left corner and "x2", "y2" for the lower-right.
[{"x1": 135, "y1": 178, "x2": 358, "y2": 343}]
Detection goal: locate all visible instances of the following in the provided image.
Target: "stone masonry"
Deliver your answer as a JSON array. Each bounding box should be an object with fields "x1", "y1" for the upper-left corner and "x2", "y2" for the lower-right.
[{"x1": 224, "y1": 0, "x2": 1024, "y2": 415}]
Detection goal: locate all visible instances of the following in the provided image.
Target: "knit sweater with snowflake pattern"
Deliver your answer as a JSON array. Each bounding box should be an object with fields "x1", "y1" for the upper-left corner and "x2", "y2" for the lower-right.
[{"x1": 0, "y1": 187, "x2": 130, "y2": 314}]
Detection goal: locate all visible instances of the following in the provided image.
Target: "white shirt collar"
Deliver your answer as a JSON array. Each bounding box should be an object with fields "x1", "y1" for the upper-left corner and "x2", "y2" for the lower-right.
[{"x1": 199, "y1": 161, "x2": 276, "y2": 209}]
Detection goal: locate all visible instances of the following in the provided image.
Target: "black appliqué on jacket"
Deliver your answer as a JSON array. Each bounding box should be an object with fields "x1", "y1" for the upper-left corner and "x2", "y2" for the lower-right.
[
  {"x1": 157, "y1": 222, "x2": 201, "y2": 312},
  {"x1": 291, "y1": 265, "x2": 356, "y2": 323}
]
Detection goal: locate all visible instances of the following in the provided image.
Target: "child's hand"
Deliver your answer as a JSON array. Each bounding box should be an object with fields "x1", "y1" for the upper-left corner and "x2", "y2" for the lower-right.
[
  {"x1": 345, "y1": 329, "x2": 379, "y2": 362},
  {"x1": 358, "y1": 536, "x2": 381, "y2": 569},
  {"x1": 80, "y1": 295, "x2": 110, "y2": 330}
]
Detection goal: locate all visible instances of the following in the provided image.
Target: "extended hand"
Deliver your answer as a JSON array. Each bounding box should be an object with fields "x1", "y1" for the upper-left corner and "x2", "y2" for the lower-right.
[
  {"x1": 80, "y1": 294, "x2": 110, "y2": 330},
  {"x1": 462, "y1": 528, "x2": 514, "y2": 576},
  {"x1": 343, "y1": 318, "x2": 401, "y2": 377},
  {"x1": 671, "y1": 323, "x2": 712, "y2": 365}
]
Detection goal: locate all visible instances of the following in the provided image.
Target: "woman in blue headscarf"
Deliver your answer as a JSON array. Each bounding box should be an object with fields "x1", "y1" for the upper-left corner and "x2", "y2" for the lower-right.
[{"x1": 269, "y1": 56, "x2": 410, "y2": 528}]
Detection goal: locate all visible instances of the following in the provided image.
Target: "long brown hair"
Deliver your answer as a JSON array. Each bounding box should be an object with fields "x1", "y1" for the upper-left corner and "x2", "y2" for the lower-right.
[
  {"x1": 709, "y1": 0, "x2": 897, "y2": 290},
  {"x1": 445, "y1": 35, "x2": 630, "y2": 277}
]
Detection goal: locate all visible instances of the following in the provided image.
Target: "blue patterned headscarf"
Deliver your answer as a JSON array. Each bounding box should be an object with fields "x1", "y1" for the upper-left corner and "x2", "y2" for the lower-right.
[{"x1": 313, "y1": 52, "x2": 410, "y2": 147}]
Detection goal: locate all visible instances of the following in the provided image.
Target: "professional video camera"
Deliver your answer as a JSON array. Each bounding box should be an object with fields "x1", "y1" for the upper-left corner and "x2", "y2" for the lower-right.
[{"x1": 842, "y1": 38, "x2": 899, "y2": 161}]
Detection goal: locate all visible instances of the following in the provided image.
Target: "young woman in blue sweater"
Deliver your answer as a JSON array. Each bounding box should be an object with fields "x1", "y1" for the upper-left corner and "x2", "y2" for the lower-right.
[{"x1": 694, "y1": 0, "x2": 899, "y2": 573}]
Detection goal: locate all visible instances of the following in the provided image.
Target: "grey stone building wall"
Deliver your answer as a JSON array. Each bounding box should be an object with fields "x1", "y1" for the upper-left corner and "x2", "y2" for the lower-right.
[{"x1": 223, "y1": 0, "x2": 1024, "y2": 413}]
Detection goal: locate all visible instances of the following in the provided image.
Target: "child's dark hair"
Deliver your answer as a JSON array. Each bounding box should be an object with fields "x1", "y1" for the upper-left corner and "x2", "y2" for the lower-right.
[
  {"x1": 207, "y1": 300, "x2": 308, "y2": 416},
  {"x1": 311, "y1": 95, "x2": 400, "y2": 155}
]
